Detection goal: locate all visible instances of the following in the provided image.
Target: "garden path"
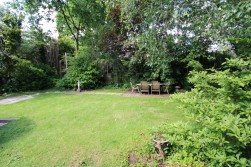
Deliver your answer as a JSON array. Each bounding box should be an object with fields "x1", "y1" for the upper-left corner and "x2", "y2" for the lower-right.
[{"x1": 0, "y1": 95, "x2": 36, "y2": 104}]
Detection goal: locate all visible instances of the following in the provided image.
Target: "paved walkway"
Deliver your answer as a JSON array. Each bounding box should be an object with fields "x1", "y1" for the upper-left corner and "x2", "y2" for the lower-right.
[{"x1": 0, "y1": 95, "x2": 36, "y2": 104}]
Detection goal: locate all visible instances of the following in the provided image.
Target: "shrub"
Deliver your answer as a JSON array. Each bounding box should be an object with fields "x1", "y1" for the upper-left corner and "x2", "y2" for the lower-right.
[
  {"x1": 0, "y1": 55, "x2": 55, "y2": 93},
  {"x1": 56, "y1": 53, "x2": 102, "y2": 90},
  {"x1": 8, "y1": 58, "x2": 55, "y2": 91},
  {"x1": 158, "y1": 58, "x2": 251, "y2": 166}
]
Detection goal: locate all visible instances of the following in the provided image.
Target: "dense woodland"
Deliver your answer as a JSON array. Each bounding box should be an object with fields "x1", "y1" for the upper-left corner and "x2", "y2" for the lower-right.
[{"x1": 0, "y1": 0, "x2": 251, "y2": 166}]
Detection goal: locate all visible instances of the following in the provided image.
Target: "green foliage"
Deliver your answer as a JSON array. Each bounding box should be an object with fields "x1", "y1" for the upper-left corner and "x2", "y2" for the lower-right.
[
  {"x1": 7, "y1": 58, "x2": 54, "y2": 92},
  {"x1": 97, "y1": 7, "x2": 130, "y2": 85},
  {"x1": 58, "y1": 36, "x2": 75, "y2": 56},
  {"x1": 0, "y1": 9, "x2": 22, "y2": 54},
  {"x1": 117, "y1": 0, "x2": 251, "y2": 88},
  {"x1": 57, "y1": 52, "x2": 103, "y2": 90},
  {"x1": 128, "y1": 52, "x2": 151, "y2": 81},
  {"x1": 19, "y1": 28, "x2": 49, "y2": 64},
  {"x1": 0, "y1": 53, "x2": 16, "y2": 94},
  {"x1": 0, "y1": 6, "x2": 56, "y2": 94},
  {"x1": 158, "y1": 58, "x2": 251, "y2": 166}
]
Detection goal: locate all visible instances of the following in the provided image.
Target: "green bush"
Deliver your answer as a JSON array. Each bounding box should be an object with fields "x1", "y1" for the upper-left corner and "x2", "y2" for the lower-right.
[
  {"x1": 7, "y1": 58, "x2": 55, "y2": 91},
  {"x1": 158, "y1": 58, "x2": 251, "y2": 166},
  {"x1": 56, "y1": 53, "x2": 102, "y2": 90}
]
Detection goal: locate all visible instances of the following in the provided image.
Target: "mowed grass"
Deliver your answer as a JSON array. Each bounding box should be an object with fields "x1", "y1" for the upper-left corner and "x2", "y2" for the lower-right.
[{"x1": 0, "y1": 93, "x2": 183, "y2": 166}]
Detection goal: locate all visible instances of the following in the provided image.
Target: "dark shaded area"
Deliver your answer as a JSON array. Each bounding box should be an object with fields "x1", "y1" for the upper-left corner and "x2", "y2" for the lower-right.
[
  {"x1": 0, "y1": 117, "x2": 35, "y2": 145},
  {"x1": 0, "y1": 118, "x2": 17, "y2": 123},
  {"x1": 241, "y1": 142, "x2": 251, "y2": 160}
]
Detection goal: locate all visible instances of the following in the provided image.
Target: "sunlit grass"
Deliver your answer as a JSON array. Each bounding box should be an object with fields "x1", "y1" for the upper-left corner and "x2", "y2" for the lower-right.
[{"x1": 0, "y1": 93, "x2": 183, "y2": 166}]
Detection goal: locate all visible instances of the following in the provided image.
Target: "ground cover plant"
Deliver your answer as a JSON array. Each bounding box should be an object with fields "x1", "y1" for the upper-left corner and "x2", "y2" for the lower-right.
[{"x1": 0, "y1": 93, "x2": 183, "y2": 166}]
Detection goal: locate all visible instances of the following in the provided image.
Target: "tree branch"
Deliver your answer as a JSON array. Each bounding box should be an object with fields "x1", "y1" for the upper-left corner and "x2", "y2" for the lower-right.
[
  {"x1": 61, "y1": 7, "x2": 77, "y2": 41},
  {"x1": 65, "y1": 1, "x2": 78, "y2": 29}
]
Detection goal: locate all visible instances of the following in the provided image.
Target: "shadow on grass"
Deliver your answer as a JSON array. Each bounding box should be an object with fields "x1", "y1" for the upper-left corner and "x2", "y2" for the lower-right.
[{"x1": 0, "y1": 117, "x2": 35, "y2": 145}]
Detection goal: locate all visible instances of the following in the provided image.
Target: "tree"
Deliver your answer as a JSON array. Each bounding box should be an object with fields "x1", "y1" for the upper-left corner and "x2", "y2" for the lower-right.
[
  {"x1": 25, "y1": 0, "x2": 106, "y2": 52},
  {"x1": 128, "y1": 0, "x2": 251, "y2": 166},
  {"x1": 98, "y1": 5, "x2": 130, "y2": 84},
  {"x1": 0, "y1": 3, "x2": 57, "y2": 93},
  {"x1": 117, "y1": 0, "x2": 250, "y2": 87},
  {"x1": 57, "y1": 0, "x2": 106, "y2": 52},
  {"x1": 0, "y1": 6, "x2": 23, "y2": 93},
  {"x1": 0, "y1": 9, "x2": 22, "y2": 54}
]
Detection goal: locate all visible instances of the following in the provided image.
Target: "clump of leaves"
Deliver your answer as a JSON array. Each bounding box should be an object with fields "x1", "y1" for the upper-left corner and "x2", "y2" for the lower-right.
[{"x1": 160, "y1": 58, "x2": 251, "y2": 166}]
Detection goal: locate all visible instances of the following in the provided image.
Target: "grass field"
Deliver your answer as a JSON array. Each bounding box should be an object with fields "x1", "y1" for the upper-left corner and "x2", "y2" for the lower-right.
[{"x1": 0, "y1": 93, "x2": 183, "y2": 166}]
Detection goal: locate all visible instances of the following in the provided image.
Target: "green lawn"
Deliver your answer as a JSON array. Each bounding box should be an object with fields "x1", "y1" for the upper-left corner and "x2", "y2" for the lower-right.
[{"x1": 0, "y1": 93, "x2": 183, "y2": 166}]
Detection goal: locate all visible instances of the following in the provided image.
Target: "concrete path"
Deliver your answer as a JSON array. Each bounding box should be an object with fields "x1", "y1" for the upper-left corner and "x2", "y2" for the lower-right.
[{"x1": 0, "y1": 95, "x2": 35, "y2": 104}]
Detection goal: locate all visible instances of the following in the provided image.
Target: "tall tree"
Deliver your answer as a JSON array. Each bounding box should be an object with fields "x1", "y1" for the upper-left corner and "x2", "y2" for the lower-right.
[
  {"x1": 57, "y1": 0, "x2": 106, "y2": 52},
  {"x1": 98, "y1": 5, "x2": 130, "y2": 83},
  {"x1": 0, "y1": 6, "x2": 23, "y2": 93},
  {"x1": 0, "y1": 9, "x2": 22, "y2": 54},
  {"x1": 117, "y1": 0, "x2": 251, "y2": 86},
  {"x1": 25, "y1": 0, "x2": 106, "y2": 52}
]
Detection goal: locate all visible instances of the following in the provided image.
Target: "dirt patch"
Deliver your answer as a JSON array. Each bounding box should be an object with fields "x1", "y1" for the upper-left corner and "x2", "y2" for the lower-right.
[
  {"x1": 128, "y1": 153, "x2": 166, "y2": 167},
  {"x1": 69, "y1": 151, "x2": 102, "y2": 167}
]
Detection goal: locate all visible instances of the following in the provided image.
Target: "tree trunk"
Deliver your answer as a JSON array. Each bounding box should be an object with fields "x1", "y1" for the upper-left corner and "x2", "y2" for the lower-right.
[{"x1": 75, "y1": 29, "x2": 79, "y2": 52}]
